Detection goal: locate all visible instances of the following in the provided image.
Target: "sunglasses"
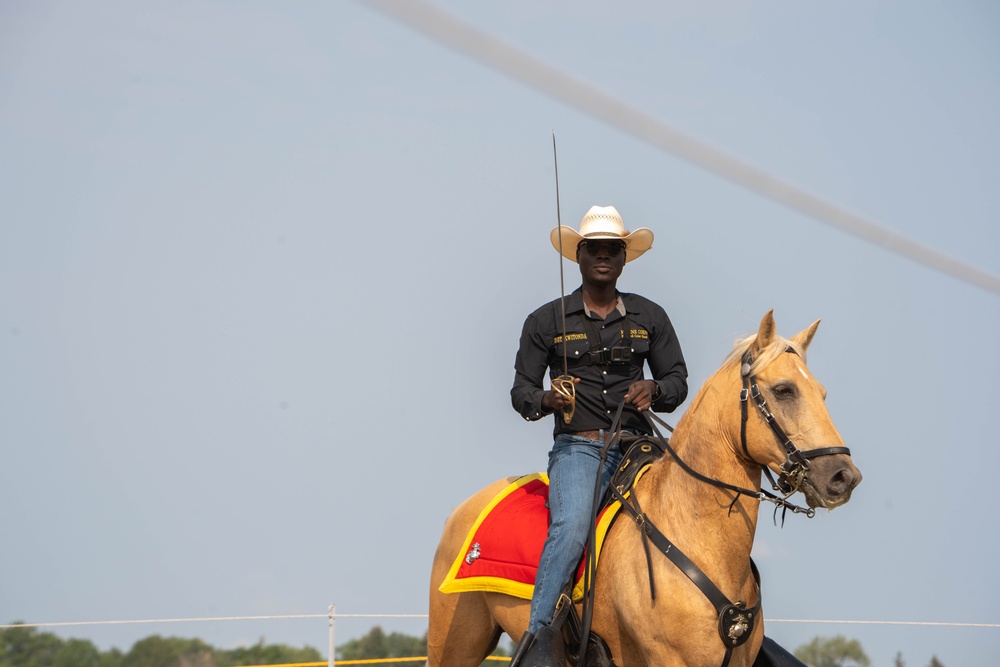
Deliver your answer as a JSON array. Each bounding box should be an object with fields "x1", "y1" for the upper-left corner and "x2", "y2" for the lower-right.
[{"x1": 579, "y1": 240, "x2": 626, "y2": 257}]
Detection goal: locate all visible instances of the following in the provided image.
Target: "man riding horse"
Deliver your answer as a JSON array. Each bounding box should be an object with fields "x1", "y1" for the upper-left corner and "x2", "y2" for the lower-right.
[{"x1": 509, "y1": 205, "x2": 688, "y2": 666}]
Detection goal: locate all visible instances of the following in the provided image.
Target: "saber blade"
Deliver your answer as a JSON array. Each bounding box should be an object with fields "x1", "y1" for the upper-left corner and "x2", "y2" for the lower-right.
[{"x1": 552, "y1": 131, "x2": 575, "y2": 424}]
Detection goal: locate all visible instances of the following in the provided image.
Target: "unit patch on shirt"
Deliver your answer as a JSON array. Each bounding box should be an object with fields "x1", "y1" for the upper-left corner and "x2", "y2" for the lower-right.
[{"x1": 553, "y1": 333, "x2": 588, "y2": 344}]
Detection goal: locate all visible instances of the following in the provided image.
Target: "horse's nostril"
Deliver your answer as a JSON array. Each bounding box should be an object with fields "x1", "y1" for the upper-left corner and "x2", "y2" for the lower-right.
[{"x1": 828, "y1": 469, "x2": 853, "y2": 496}]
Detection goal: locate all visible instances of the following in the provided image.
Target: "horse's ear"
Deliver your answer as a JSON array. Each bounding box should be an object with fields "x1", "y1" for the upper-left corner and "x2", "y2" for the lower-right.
[
  {"x1": 791, "y1": 319, "x2": 821, "y2": 351},
  {"x1": 752, "y1": 310, "x2": 776, "y2": 353}
]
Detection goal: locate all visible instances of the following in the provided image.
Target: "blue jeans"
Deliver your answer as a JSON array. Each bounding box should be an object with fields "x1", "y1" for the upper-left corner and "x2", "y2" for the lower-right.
[{"x1": 528, "y1": 434, "x2": 624, "y2": 633}]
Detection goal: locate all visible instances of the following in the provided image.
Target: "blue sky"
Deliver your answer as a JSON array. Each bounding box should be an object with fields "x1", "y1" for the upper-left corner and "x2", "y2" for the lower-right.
[{"x1": 2, "y1": 1, "x2": 999, "y2": 665}]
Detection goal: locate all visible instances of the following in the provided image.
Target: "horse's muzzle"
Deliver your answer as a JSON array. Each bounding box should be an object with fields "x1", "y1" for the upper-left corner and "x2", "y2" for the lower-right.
[{"x1": 803, "y1": 455, "x2": 862, "y2": 509}]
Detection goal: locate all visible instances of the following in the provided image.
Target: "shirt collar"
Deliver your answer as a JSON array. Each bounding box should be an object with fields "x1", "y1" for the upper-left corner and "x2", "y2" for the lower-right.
[
  {"x1": 567, "y1": 288, "x2": 626, "y2": 318},
  {"x1": 586, "y1": 294, "x2": 625, "y2": 318}
]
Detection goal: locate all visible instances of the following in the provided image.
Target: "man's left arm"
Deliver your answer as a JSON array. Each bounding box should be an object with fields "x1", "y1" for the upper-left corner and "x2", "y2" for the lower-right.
[{"x1": 646, "y1": 308, "x2": 689, "y2": 413}]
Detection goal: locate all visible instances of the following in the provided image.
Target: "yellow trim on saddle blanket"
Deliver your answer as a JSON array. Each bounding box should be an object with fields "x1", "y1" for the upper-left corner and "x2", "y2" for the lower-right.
[{"x1": 439, "y1": 467, "x2": 651, "y2": 601}]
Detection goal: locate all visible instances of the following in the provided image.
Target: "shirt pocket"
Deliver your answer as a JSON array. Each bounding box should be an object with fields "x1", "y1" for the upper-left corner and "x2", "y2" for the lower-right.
[
  {"x1": 552, "y1": 334, "x2": 591, "y2": 369},
  {"x1": 626, "y1": 330, "x2": 651, "y2": 363}
]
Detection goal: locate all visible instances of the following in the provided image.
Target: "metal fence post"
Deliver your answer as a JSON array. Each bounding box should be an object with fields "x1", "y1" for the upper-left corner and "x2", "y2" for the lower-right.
[{"x1": 328, "y1": 603, "x2": 336, "y2": 667}]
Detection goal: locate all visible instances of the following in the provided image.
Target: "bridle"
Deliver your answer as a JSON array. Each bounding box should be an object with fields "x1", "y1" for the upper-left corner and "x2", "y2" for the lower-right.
[{"x1": 739, "y1": 349, "x2": 852, "y2": 499}]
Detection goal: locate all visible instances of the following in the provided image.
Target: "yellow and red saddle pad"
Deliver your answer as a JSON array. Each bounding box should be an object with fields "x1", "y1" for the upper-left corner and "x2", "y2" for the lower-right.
[{"x1": 438, "y1": 473, "x2": 624, "y2": 602}]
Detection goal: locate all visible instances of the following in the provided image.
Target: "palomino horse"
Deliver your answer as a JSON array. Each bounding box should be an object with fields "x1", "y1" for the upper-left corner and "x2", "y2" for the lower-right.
[{"x1": 428, "y1": 312, "x2": 862, "y2": 667}]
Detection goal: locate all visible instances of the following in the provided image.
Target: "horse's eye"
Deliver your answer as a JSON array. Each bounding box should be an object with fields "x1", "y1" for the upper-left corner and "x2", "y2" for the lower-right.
[{"x1": 771, "y1": 383, "x2": 797, "y2": 400}]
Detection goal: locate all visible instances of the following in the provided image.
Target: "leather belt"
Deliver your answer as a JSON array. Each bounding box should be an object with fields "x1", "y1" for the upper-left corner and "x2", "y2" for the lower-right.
[
  {"x1": 570, "y1": 430, "x2": 612, "y2": 443},
  {"x1": 568, "y1": 428, "x2": 645, "y2": 444}
]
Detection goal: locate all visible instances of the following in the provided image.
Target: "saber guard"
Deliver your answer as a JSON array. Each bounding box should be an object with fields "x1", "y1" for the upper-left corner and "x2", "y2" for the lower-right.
[{"x1": 552, "y1": 374, "x2": 576, "y2": 424}]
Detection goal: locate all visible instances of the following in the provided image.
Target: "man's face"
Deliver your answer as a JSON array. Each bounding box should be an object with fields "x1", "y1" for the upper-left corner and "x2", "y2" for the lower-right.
[{"x1": 577, "y1": 239, "x2": 626, "y2": 286}]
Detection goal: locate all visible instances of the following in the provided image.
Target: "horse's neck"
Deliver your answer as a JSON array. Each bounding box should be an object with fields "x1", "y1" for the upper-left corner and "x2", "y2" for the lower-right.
[{"x1": 636, "y1": 384, "x2": 761, "y2": 585}]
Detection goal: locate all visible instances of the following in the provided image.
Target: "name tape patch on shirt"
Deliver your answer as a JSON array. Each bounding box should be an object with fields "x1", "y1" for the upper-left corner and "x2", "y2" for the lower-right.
[{"x1": 553, "y1": 333, "x2": 589, "y2": 344}]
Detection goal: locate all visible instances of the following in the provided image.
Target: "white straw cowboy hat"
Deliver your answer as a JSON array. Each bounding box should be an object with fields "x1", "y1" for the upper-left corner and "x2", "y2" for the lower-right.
[{"x1": 550, "y1": 205, "x2": 654, "y2": 263}]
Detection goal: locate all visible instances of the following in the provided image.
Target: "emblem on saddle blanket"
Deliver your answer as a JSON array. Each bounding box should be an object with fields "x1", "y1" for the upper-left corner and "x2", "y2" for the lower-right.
[{"x1": 438, "y1": 472, "x2": 639, "y2": 601}]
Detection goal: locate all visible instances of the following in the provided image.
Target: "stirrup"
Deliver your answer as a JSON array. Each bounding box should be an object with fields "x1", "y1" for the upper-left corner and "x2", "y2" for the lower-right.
[
  {"x1": 752, "y1": 636, "x2": 809, "y2": 667},
  {"x1": 562, "y1": 593, "x2": 614, "y2": 667}
]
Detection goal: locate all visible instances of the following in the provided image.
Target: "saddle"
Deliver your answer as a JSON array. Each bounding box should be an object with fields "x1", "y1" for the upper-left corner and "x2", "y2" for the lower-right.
[
  {"x1": 438, "y1": 437, "x2": 663, "y2": 602},
  {"x1": 608, "y1": 434, "x2": 666, "y2": 500}
]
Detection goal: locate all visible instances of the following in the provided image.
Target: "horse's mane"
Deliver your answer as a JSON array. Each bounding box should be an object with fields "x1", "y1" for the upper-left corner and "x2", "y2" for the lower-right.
[{"x1": 721, "y1": 332, "x2": 806, "y2": 375}]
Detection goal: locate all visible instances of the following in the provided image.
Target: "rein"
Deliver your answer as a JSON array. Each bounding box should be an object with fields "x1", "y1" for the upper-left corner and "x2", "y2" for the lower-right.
[{"x1": 643, "y1": 409, "x2": 815, "y2": 519}]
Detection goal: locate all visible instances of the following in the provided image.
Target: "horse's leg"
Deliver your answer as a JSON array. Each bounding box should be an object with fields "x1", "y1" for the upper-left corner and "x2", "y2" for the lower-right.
[
  {"x1": 428, "y1": 588, "x2": 500, "y2": 667},
  {"x1": 484, "y1": 593, "x2": 530, "y2": 652},
  {"x1": 428, "y1": 529, "x2": 500, "y2": 667},
  {"x1": 428, "y1": 478, "x2": 522, "y2": 666}
]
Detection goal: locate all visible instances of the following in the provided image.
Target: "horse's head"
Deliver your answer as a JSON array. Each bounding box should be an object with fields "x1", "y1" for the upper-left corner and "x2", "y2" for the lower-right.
[{"x1": 736, "y1": 311, "x2": 862, "y2": 509}]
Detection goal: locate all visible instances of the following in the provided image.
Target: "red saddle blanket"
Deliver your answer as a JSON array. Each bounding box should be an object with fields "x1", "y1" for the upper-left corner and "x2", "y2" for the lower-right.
[{"x1": 438, "y1": 473, "x2": 623, "y2": 602}]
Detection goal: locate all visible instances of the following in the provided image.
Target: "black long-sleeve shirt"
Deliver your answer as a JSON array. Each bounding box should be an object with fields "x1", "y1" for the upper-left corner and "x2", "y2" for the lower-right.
[{"x1": 511, "y1": 288, "x2": 688, "y2": 437}]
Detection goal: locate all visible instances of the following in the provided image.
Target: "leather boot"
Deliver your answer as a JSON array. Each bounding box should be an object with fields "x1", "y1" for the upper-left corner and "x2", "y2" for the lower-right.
[
  {"x1": 508, "y1": 631, "x2": 535, "y2": 667},
  {"x1": 753, "y1": 636, "x2": 808, "y2": 667},
  {"x1": 520, "y1": 622, "x2": 566, "y2": 667}
]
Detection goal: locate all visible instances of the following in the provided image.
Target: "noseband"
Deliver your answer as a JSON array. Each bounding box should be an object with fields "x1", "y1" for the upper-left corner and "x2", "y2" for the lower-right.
[{"x1": 739, "y1": 349, "x2": 851, "y2": 497}]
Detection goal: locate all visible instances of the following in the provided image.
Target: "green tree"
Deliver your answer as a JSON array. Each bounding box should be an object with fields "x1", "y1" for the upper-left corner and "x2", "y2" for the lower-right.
[
  {"x1": 1, "y1": 626, "x2": 331, "y2": 667},
  {"x1": 0, "y1": 623, "x2": 65, "y2": 667},
  {"x1": 927, "y1": 657, "x2": 944, "y2": 667},
  {"x1": 794, "y1": 635, "x2": 870, "y2": 667},
  {"x1": 120, "y1": 635, "x2": 213, "y2": 667},
  {"x1": 1, "y1": 625, "x2": 116, "y2": 667},
  {"x1": 216, "y1": 637, "x2": 322, "y2": 666},
  {"x1": 53, "y1": 638, "x2": 119, "y2": 667},
  {"x1": 336, "y1": 626, "x2": 510, "y2": 666},
  {"x1": 119, "y1": 636, "x2": 178, "y2": 667},
  {"x1": 894, "y1": 652, "x2": 905, "y2": 667},
  {"x1": 337, "y1": 626, "x2": 426, "y2": 664}
]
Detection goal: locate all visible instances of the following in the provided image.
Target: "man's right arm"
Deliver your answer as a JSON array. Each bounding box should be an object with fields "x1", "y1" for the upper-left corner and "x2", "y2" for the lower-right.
[{"x1": 510, "y1": 313, "x2": 553, "y2": 422}]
